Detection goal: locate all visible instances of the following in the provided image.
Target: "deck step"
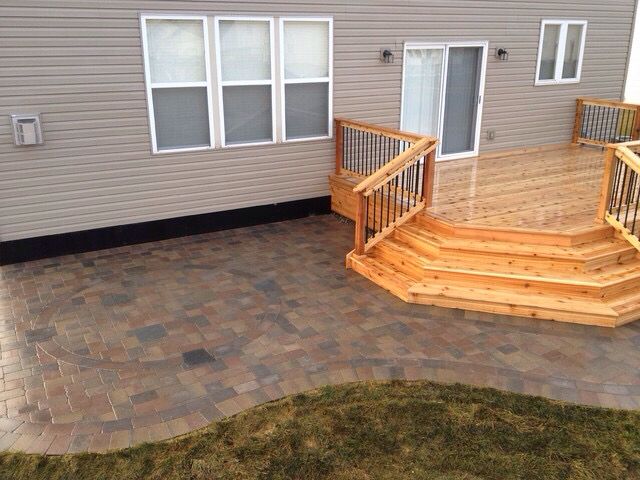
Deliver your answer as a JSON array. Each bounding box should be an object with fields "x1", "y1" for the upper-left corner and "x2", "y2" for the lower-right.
[
  {"x1": 347, "y1": 252, "x2": 415, "y2": 301},
  {"x1": 407, "y1": 280, "x2": 619, "y2": 327},
  {"x1": 375, "y1": 236, "x2": 603, "y2": 298},
  {"x1": 395, "y1": 220, "x2": 637, "y2": 271}
]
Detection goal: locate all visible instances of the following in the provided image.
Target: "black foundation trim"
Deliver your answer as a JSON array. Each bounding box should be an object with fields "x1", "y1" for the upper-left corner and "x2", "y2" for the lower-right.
[{"x1": 0, "y1": 196, "x2": 331, "y2": 265}]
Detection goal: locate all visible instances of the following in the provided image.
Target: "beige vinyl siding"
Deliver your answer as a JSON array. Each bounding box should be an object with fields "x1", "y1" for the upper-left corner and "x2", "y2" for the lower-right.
[{"x1": 0, "y1": 0, "x2": 635, "y2": 241}]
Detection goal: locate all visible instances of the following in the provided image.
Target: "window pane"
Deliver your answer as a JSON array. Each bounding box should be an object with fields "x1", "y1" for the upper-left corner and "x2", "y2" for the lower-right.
[
  {"x1": 562, "y1": 24, "x2": 583, "y2": 79},
  {"x1": 146, "y1": 19, "x2": 206, "y2": 83},
  {"x1": 283, "y1": 21, "x2": 329, "y2": 79},
  {"x1": 402, "y1": 48, "x2": 444, "y2": 137},
  {"x1": 219, "y1": 20, "x2": 271, "y2": 82},
  {"x1": 285, "y1": 83, "x2": 329, "y2": 139},
  {"x1": 152, "y1": 87, "x2": 210, "y2": 150},
  {"x1": 222, "y1": 85, "x2": 272, "y2": 144},
  {"x1": 539, "y1": 24, "x2": 560, "y2": 80}
]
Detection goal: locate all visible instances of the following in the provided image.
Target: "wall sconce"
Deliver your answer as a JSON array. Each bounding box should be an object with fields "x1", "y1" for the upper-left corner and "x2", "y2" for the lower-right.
[
  {"x1": 495, "y1": 48, "x2": 509, "y2": 61},
  {"x1": 380, "y1": 49, "x2": 394, "y2": 64}
]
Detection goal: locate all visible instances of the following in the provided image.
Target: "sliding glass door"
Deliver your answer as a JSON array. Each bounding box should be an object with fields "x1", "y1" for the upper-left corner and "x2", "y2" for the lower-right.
[{"x1": 401, "y1": 42, "x2": 487, "y2": 160}]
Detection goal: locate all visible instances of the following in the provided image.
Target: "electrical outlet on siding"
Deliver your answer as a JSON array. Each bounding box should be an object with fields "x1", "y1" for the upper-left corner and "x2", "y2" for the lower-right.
[{"x1": 486, "y1": 130, "x2": 496, "y2": 140}]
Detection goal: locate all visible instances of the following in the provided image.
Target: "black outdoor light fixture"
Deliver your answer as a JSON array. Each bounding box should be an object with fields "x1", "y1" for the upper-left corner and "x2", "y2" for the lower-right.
[
  {"x1": 380, "y1": 49, "x2": 394, "y2": 63},
  {"x1": 496, "y1": 48, "x2": 509, "y2": 61}
]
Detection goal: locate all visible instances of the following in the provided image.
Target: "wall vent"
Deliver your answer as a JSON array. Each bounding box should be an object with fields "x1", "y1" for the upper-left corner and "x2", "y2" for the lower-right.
[{"x1": 11, "y1": 114, "x2": 43, "y2": 146}]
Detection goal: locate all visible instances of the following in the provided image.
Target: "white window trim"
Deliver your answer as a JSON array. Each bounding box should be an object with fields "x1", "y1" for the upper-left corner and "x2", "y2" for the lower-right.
[
  {"x1": 535, "y1": 19, "x2": 587, "y2": 86},
  {"x1": 140, "y1": 14, "x2": 215, "y2": 154},
  {"x1": 279, "y1": 17, "x2": 334, "y2": 143},
  {"x1": 214, "y1": 16, "x2": 277, "y2": 148}
]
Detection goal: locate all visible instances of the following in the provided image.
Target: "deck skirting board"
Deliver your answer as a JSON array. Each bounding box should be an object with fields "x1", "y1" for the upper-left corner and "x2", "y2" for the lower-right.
[{"x1": 0, "y1": 196, "x2": 331, "y2": 265}]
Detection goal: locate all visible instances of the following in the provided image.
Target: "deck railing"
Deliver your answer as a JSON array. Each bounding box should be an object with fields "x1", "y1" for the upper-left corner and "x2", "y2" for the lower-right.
[
  {"x1": 573, "y1": 97, "x2": 640, "y2": 146},
  {"x1": 334, "y1": 118, "x2": 425, "y2": 177},
  {"x1": 334, "y1": 119, "x2": 437, "y2": 255},
  {"x1": 597, "y1": 140, "x2": 640, "y2": 251}
]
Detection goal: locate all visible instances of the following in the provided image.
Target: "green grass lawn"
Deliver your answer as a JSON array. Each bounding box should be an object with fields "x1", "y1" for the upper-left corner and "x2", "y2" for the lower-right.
[{"x1": 1, "y1": 380, "x2": 639, "y2": 480}]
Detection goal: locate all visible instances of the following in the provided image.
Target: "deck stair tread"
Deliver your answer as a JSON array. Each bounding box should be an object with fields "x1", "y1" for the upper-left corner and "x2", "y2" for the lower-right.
[
  {"x1": 407, "y1": 280, "x2": 618, "y2": 318},
  {"x1": 375, "y1": 236, "x2": 599, "y2": 286},
  {"x1": 396, "y1": 220, "x2": 638, "y2": 269}
]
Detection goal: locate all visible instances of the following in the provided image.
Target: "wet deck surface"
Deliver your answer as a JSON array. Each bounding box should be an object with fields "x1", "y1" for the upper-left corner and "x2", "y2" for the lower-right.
[{"x1": 429, "y1": 145, "x2": 605, "y2": 232}]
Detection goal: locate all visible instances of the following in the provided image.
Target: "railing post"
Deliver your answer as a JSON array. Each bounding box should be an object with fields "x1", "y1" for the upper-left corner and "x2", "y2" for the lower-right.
[
  {"x1": 422, "y1": 149, "x2": 436, "y2": 208},
  {"x1": 335, "y1": 119, "x2": 343, "y2": 174},
  {"x1": 354, "y1": 193, "x2": 367, "y2": 255},
  {"x1": 596, "y1": 145, "x2": 617, "y2": 223},
  {"x1": 572, "y1": 98, "x2": 584, "y2": 144},
  {"x1": 633, "y1": 106, "x2": 640, "y2": 141}
]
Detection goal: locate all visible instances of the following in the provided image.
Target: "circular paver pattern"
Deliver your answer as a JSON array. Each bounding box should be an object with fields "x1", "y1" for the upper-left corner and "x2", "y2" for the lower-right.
[{"x1": 1, "y1": 215, "x2": 640, "y2": 454}]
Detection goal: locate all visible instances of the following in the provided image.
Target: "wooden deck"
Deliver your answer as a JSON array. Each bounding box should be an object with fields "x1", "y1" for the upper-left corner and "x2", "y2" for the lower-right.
[
  {"x1": 330, "y1": 142, "x2": 640, "y2": 327},
  {"x1": 429, "y1": 144, "x2": 605, "y2": 233}
]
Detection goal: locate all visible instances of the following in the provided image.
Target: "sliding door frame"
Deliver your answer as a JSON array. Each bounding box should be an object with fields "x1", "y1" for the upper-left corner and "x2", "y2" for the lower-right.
[{"x1": 401, "y1": 41, "x2": 488, "y2": 161}]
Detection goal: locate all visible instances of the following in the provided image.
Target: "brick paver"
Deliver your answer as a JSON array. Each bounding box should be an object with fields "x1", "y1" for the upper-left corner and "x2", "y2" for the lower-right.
[{"x1": 1, "y1": 215, "x2": 640, "y2": 454}]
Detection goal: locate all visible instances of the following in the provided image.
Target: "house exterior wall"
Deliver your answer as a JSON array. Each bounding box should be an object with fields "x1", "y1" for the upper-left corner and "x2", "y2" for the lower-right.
[{"x1": 0, "y1": 0, "x2": 636, "y2": 242}]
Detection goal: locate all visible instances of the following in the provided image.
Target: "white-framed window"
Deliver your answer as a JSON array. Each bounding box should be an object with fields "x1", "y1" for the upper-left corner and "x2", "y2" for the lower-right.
[
  {"x1": 280, "y1": 17, "x2": 333, "y2": 141},
  {"x1": 215, "y1": 17, "x2": 276, "y2": 147},
  {"x1": 140, "y1": 14, "x2": 333, "y2": 154},
  {"x1": 140, "y1": 15, "x2": 215, "y2": 153},
  {"x1": 535, "y1": 20, "x2": 587, "y2": 85}
]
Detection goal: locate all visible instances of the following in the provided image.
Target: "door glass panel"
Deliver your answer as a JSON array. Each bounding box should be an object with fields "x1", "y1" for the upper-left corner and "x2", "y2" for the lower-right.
[
  {"x1": 401, "y1": 48, "x2": 443, "y2": 137},
  {"x1": 562, "y1": 24, "x2": 583, "y2": 79},
  {"x1": 441, "y1": 47, "x2": 482, "y2": 156},
  {"x1": 539, "y1": 24, "x2": 560, "y2": 80}
]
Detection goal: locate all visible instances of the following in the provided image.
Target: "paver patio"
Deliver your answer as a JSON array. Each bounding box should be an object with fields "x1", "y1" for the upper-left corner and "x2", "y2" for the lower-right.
[{"x1": 1, "y1": 215, "x2": 640, "y2": 454}]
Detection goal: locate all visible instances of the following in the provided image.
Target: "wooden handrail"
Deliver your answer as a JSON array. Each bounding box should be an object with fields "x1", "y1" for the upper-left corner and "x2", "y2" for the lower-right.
[
  {"x1": 574, "y1": 97, "x2": 640, "y2": 145},
  {"x1": 597, "y1": 141, "x2": 640, "y2": 252},
  {"x1": 334, "y1": 117, "x2": 430, "y2": 143},
  {"x1": 578, "y1": 97, "x2": 640, "y2": 109},
  {"x1": 353, "y1": 138, "x2": 434, "y2": 194},
  {"x1": 616, "y1": 146, "x2": 640, "y2": 175},
  {"x1": 362, "y1": 143, "x2": 438, "y2": 195}
]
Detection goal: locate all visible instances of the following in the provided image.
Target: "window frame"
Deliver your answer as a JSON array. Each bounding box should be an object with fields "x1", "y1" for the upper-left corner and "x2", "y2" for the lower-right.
[
  {"x1": 214, "y1": 16, "x2": 277, "y2": 148},
  {"x1": 534, "y1": 19, "x2": 587, "y2": 86},
  {"x1": 279, "y1": 17, "x2": 334, "y2": 143},
  {"x1": 140, "y1": 14, "x2": 215, "y2": 154}
]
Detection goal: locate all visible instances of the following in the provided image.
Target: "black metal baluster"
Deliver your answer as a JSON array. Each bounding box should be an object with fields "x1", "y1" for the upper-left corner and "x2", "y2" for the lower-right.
[
  {"x1": 400, "y1": 170, "x2": 406, "y2": 216},
  {"x1": 393, "y1": 176, "x2": 398, "y2": 225},
  {"x1": 604, "y1": 106, "x2": 612, "y2": 142},
  {"x1": 631, "y1": 184, "x2": 640, "y2": 236},
  {"x1": 386, "y1": 182, "x2": 391, "y2": 228},
  {"x1": 595, "y1": 106, "x2": 603, "y2": 142},
  {"x1": 379, "y1": 185, "x2": 384, "y2": 232},
  {"x1": 344, "y1": 127, "x2": 348, "y2": 170},
  {"x1": 624, "y1": 170, "x2": 637, "y2": 228},
  {"x1": 372, "y1": 190, "x2": 377, "y2": 235},
  {"x1": 414, "y1": 162, "x2": 420, "y2": 206},
  {"x1": 365, "y1": 195, "x2": 370, "y2": 242},
  {"x1": 617, "y1": 163, "x2": 629, "y2": 221},
  {"x1": 609, "y1": 158, "x2": 623, "y2": 213}
]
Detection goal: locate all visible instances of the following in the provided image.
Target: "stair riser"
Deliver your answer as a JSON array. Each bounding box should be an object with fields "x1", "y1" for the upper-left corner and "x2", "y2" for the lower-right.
[
  {"x1": 393, "y1": 229, "x2": 441, "y2": 257},
  {"x1": 376, "y1": 240, "x2": 603, "y2": 298},
  {"x1": 373, "y1": 245, "x2": 424, "y2": 280},
  {"x1": 407, "y1": 293, "x2": 617, "y2": 327},
  {"x1": 419, "y1": 269, "x2": 601, "y2": 298},
  {"x1": 601, "y1": 276, "x2": 640, "y2": 299},
  {"x1": 348, "y1": 255, "x2": 410, "y2": 301},
  {"x1": 584, "y1": 249, "x2": 638, "y2": 270}
]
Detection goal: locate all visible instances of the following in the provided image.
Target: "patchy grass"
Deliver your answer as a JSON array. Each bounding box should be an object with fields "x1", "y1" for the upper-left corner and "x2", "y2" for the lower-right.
[{"x1": 1, "y1": 381, "x2": 639, "y2": 480}]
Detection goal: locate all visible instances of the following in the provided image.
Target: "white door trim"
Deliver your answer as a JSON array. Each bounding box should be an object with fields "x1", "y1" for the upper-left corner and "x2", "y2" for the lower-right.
[{"x1": 401, "y1": 41, "x2": 488, "y2": 162}]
